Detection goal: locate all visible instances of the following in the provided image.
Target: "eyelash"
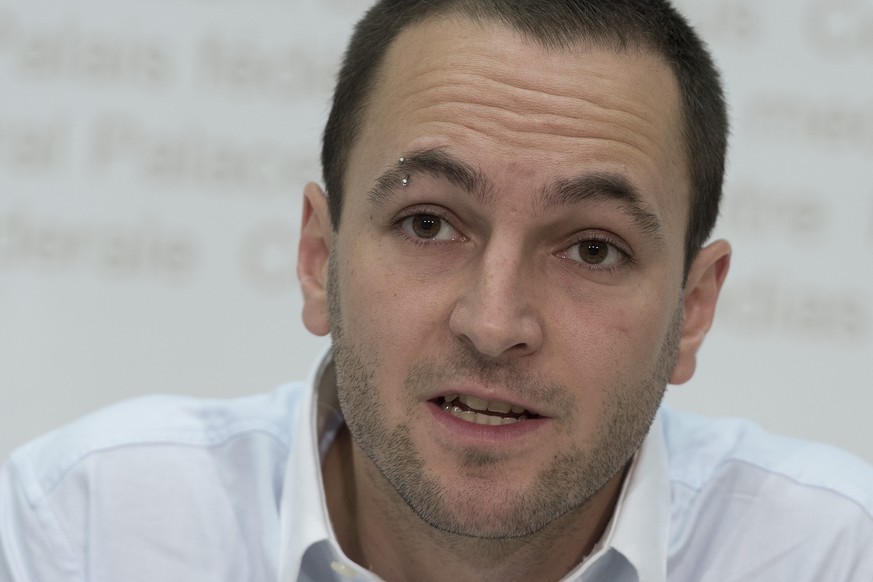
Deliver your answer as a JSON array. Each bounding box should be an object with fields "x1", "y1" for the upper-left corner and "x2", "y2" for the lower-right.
[
  {"x1": 391, "y1": 207, "x2": 464, "y2": 246},
  {"x1": 560, "y1": 233, "x2": 634, "y2": 273}
]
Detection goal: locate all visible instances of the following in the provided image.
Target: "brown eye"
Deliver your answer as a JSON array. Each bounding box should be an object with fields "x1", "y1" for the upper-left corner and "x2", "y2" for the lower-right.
[
  {"x1": 400, "y1": 213, "x2": 461, "y2": 242},
  {"x1": 561, "y1": 237, "x2": 626, "y2": 269},
  {"x1": 411, "y1": 215, "x2": 442, "y2": 238},
  {"x1": 579, "y1": 241, "x2": 609, "y2": 264}
]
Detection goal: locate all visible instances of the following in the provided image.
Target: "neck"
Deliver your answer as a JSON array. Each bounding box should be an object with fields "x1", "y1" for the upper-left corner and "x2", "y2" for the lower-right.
[{"x1": 323, "y1": 426, "x2": 628, "y2": 582}]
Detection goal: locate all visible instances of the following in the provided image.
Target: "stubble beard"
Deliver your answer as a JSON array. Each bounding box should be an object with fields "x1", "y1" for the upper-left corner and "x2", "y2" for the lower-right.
[{"x1": 326, "y1": 252, "x2": 680, "y2": 540}]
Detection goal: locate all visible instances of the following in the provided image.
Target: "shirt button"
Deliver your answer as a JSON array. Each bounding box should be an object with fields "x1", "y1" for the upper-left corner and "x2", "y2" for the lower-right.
[{"x1": 330, "y1": 561, "x2": 358, "y2": 577}]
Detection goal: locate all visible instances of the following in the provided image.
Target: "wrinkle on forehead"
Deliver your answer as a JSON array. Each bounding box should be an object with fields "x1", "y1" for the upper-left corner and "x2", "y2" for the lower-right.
[
  {"x1": 390, "y1": 66, "x2": 666, "y2": 154},
  {"x1": 409, "y1": 100, "x2": 661, "y2": 164},
  {"x1": 372, "y1": 19, "x2": 680, "y2": 155},
  {"x1": 397, "y1": 55, "x2": 665, "y2": 128}
]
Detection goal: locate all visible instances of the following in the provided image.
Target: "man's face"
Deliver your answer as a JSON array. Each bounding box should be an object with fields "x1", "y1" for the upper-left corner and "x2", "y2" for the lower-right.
[{"x1": 308, "y1": 17, "x2": 708, "y2": 538}]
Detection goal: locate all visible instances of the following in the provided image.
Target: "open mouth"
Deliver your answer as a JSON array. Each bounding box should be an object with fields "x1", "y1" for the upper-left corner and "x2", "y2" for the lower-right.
[{"x1": 434, "y1": 394, "x2": 540, "y2": 426}]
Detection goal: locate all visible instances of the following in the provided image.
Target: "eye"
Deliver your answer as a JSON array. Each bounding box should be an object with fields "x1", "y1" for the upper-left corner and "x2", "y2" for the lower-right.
[
  {"x1": 399, "y1": 213, "x2": 461, "y2": 241},
  {"x1": 562, "y1": 238, "x2": 627, "y2": 269}
]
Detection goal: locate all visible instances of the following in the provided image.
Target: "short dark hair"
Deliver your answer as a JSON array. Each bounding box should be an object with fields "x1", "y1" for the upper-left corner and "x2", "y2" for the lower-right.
[{"x1": 321, "y1": 0, "x2": 727, "y2": 276}]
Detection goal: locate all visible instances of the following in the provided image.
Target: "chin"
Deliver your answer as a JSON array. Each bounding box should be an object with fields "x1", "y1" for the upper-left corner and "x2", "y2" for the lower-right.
[{"x1": 393, "y1": 464, "x2": 580, "y2": 540}]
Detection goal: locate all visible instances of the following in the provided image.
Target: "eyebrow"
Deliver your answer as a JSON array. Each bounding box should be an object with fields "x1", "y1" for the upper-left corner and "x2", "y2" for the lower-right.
[
  {"x1": 367, "y1": 148, "x2": 493, "y2": 208},
  {"x1": 541, "y1": 173, "x2": 665, "y2": 242}
]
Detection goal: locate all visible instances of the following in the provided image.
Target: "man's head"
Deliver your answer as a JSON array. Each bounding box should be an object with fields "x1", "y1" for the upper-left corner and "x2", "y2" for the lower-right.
[
  {"x1": 298, "y1": 0, "x2": 730, "y2": 540},
  {"x1": 322, "y1": 0, "x2": 728, "y2": 277}
]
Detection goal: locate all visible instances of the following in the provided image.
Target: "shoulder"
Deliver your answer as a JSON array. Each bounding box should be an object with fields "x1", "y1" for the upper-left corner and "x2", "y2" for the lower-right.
[
  {"x1": 660, "y1": 406, "x2": 873, "y2": 580},
  {"x1": 660, "y1": 406, "x2": 873, "y2": 511},
  {"x1": 0, "y1": 383, "x2": 310, "y2": 580},
  {"x1": 6, "y1": 382, "x2": 309, "y2": 494}
]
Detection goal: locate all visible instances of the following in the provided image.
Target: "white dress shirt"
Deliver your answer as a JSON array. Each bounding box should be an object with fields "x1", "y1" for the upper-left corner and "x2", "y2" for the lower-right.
[{"x1": 2, "y1": 350, "x2": 873, "y2": 581}]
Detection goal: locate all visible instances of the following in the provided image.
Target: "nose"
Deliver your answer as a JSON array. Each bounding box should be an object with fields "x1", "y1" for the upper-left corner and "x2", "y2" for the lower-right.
[{"x1": 448, "y1": 245, "x2": 544, "y2": 360}]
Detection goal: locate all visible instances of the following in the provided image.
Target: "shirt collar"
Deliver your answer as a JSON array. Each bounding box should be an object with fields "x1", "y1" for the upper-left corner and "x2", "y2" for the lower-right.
[
  {"x1": 278, "y1": 344, "x2": 354, "y2": 581},
  {"x1": 585, "y1": 410, "x2": 670, "y2": 582},
  {"x1": 278, "y1": 348, "x2": 671, "y2": 582}
]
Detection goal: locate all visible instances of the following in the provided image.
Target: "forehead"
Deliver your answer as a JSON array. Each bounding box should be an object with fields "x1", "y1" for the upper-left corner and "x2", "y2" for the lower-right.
[{"x1": 346, "y1": 15, "x2": 689, "y2": 232}]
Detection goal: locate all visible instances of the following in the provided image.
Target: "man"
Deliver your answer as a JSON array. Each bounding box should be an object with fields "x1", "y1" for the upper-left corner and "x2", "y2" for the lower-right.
[{"x1": 2, "y1": 1, "x2": 872, "y2": 581}]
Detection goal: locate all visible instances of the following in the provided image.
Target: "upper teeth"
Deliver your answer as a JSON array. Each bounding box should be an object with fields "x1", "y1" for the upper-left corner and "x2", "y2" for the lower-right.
[
  {"x1": 450, "y1": 394, "x2": 526, "y2": 414},
  {"x1": 441, "y1": 394, "x2": 529, "y2": 425}
]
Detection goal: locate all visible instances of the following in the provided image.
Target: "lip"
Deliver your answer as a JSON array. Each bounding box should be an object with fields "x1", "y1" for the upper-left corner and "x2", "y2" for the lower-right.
[
  {"x1": 426, "y1": 400, "x2": 550, "y2": 446},
  {"x1": 425, "y1": 385, "x2": 549, "y2": 418}
]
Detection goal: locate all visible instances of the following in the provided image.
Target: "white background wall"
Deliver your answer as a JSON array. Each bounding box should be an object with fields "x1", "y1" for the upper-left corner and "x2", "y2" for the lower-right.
[{"x1": 1, "y1": 0, "x2": 871, "y2": 463}]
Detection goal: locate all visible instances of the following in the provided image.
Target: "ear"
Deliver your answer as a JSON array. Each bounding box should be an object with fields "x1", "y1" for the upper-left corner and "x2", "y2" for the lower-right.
[
  {"x1": 297, "y1": 182, "x2": 333, "y2": 336},
  {"x1": 670, "y1": 239, "x2": 731, "y2": 385}
]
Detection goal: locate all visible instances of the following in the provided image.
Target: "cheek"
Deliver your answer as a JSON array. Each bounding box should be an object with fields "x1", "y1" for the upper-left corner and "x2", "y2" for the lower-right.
[
  {"x1": 336, "y1": 241, "x2": 456, "y2": 356},
  {"x1": 551, "y1": 291, "x2": 675, "y2": 380}
]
